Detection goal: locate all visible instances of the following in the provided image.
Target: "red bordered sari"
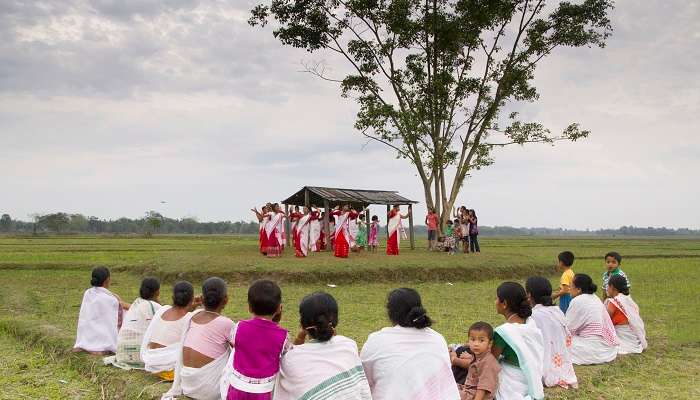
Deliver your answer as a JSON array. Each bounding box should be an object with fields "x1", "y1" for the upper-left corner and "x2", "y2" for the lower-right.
[
  {"x1": 331, "y1": 210, "x2": 357, "y2": 258},
  {"x1": 386, "y1": 210, "x2": 402, "y2": 255},
  {"x1": 294, "y1": 212, "x2": 317, "y2": 257},
  {"x1": 265, "y1": 212, "x2": 285, "y2": 257}
]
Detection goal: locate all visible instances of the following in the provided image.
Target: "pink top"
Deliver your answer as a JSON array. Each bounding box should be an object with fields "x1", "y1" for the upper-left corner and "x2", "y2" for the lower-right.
[
  {"x1": 426, "y1": 213, "x2": 438, "y2": 230},
  {"x1": 233, "y1": 318, "x2": 288, "y2": 378},
  {"x1": 183, "y1": 315, "x2": 235, "y2": 359}
]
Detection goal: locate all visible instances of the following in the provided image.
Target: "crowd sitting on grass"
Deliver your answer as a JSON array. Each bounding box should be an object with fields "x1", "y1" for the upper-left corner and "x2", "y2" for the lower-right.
[{"x1": 72, "y1": 250, "x2": 646, "y2": 400}]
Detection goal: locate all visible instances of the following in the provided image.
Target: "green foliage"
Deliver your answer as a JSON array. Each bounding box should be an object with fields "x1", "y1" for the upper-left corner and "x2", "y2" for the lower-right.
[
  {"x1": 250, "y1": 0, "x2": 614, "y2": 228},
  {"x1": 0, "y1": 214, "x2": 11, "y2": 232}
]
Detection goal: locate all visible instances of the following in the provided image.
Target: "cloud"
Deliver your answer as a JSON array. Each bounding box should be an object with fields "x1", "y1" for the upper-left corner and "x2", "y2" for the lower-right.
[{"x1": 0, "y1": 0, "x2": 698, "y2": 229}]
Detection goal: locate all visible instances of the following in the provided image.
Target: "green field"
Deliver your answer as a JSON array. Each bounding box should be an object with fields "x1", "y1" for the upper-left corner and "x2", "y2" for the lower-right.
[{"x1": 1, "y1": 235, "x2": 699, "y2": 399}]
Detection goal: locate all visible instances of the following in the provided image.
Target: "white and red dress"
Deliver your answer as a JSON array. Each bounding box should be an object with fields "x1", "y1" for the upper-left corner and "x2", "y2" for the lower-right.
[
  {"x1": 386, "y1": 210, "x2": 402, "y2": 255},
  {"x1": 265, "y1": 212, "x2": 285, "y2": 257},
  {"x1": 331, "y1": 210, "x2": 358, "y2": 258}
]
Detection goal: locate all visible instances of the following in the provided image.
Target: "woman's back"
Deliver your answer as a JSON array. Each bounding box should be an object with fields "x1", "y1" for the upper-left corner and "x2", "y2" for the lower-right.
[
  {"x1": 361, "y1": 326, "x2": 459, "y2": 400},
  {"x1": 531, "y1": 305, "x2": 578, "y2": 388},
  {"x1": 275, "y1": 335, "x2": 371, "y2": 400}
]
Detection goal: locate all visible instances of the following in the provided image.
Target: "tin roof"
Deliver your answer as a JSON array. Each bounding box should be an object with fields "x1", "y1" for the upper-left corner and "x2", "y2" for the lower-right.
[{"x1": 282, "y1": 186, "x2": 418, "y2": 207}]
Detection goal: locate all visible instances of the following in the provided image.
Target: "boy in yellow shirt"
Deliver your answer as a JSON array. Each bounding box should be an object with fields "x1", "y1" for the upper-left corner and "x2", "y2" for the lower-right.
[{"x1": 552, "y1": 251, "x2": 575, "y2": 313}]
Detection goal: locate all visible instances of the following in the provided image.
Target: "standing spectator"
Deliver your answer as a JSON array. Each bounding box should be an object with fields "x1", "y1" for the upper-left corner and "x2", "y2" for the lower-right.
[
  {"x1": 454, "y1": 206, "x2": 470, "y2": 253},
  {"x1": 468, "y1": 209, "x2": 480, "y2": 254},
  {"x1": 425, "y1": 207, "x2": 439, "y2": 250}
]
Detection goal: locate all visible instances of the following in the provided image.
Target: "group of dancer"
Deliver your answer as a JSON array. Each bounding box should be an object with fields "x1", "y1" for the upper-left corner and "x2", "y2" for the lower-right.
[
  {"x1": 72, "y1": 249, "x2": 646, "y2": 400},
  {"x1": 251, "y1": 203, "x2": 411, "y2": 259}
]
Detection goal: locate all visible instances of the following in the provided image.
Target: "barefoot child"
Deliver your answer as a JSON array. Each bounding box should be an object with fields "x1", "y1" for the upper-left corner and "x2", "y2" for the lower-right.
[
  {"x1": 369, "y1": 216, "x2": 379, "y2": 252},
  {"x1": 222, "y1": 280, "x2": 289, "y2": 399},
  {"x1": 602, "y1": 252, "x2": 630, "y2": 299},
  {"x1": 552, "y1": 251, "x2": 575, "y2": 314},
  {"x1": 452, "y1": 322, "x2": 501, "y2": 400}
]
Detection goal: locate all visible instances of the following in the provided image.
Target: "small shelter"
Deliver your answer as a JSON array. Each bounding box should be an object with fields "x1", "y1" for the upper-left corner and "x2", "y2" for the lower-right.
[{"x1": 282, "y1": 186, "x2": 419, "y2": 250}]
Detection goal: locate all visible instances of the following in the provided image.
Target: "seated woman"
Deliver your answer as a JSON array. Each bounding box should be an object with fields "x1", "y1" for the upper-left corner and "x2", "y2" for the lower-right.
[
  {"x1": 163, "y1": 277, "x2": 235, "y2": 400},
  {"x1": 274, "y1": 292, "x2": 372, "y2": 400},
  {"x1": 73, "y1": 266, "x2": 130, "y2": 355},
  {"x1": 605, "y1": 274, "x2": 647, "y2": 354},
  {"x1": 109, "y1": 277, "x2": 161, "y2": 369},
  {"x1": 525, "y1": 277, "x2": 578, "y2": 389},
  {"x1": 141, "y1": 281, "x2": 198, "y2": 381},
  {"x1": 492, "y1": 282, "x2": 545, "y2": 400},
  {"x1": 566, "y1": 274, "x2": 619, "y2": 365},
  {"x1": 360, "y1": 288, "x2": 460, "y2": 400}
]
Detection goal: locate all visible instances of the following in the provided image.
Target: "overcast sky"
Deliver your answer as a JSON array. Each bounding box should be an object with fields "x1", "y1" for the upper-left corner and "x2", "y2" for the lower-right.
[{"x1": 1, "y1": 0, "x2": 698, "y2": 229}]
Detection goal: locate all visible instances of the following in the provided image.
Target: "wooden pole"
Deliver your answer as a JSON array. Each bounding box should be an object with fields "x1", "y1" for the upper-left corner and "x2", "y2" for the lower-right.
[
  {"x1": 408, "y1": 204, "x2": 415, "y2": 250},
  {"x1": 304, "y1": 188, "x2": 310, "y2": 208},
  {"x1": 324, "y1": 199, "x2": 330, "y2": 252},
  {"x1": 284, "y1": 203, "x2": 291, "y2": 249}
]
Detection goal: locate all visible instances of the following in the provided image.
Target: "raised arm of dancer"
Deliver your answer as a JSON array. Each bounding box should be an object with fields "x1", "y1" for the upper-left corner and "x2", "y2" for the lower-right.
[{"x1": 251, "y1": 208, "x2": 263, "y2": 222}]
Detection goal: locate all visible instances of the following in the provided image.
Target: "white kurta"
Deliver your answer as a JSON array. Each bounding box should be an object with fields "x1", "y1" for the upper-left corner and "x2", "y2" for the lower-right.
[{"x1": 74, "y1": 286, "x2": 120, "y2": 353}]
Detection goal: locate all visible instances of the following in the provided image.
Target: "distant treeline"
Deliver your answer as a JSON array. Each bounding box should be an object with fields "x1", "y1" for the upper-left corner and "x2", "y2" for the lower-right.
[{"x1": 0, "y1": 212, "x2": 698, "y2": 236}]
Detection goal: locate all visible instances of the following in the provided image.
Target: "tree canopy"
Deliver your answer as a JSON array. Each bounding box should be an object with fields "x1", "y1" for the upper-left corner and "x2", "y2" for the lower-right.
[{"x1": 250, "y1": 0, "x2": 614, "y2": 228}]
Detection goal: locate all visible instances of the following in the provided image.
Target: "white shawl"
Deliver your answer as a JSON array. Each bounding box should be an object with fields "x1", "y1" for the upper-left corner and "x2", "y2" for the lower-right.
[
  {"x1": 494, "y1": 319, "x2": 545, "y2": 400},
  {"x1": 161, "y1": 310, "x2": 233, "y2": 400},
  {"x1": 140, "y1": 306, "x2": 191, "y2": 374},
  {"x1": 360, "y1": 326, "x2": 460, "y2": 400},
  {"x1": 566, "y1": 294, "x2": 618, "y2": 346},
  {"x1": 265, "y1": 212, "x2": 284, "y2": 243},
  {"x1": 274, "y1": 336, "x2": 372, "y2": 400},
  {"x1": 605, "y1": 294, "x2": 647, "y2": 354},
  {"x1": 530, "y1": 305, "x2": 578, "y2": 388},
  {"x1": 297, "y1": 213, "x2": 313, "y2": 256},
  {"x1": 310, "y1": 218, "x2": 321, "y2": 251},
  {"x1": 74, "y1": 287, "x2": 120, "y2": 353}
]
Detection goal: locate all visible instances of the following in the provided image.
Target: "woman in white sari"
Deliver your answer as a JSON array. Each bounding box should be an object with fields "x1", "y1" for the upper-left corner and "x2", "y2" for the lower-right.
[
  {"x1": 566, "y1": 274, "x2": 619, "y2": 365},
  {"x1": 605, "y1": 274, "x2": 647, "y2": 354},
  {"x1": 275, "y1": 292, "x2": 371, "y2": 400},
  {"x1": 73, "y1": 266, "x2": 130, "y2": 355},
  {"x1": 361, "y1": 288, "x2": 459, "y2": 400},
  {"x1": 141, "y1": 281, "x2": 199, "y2": 381},
  {"x1": 525, "y1": 277, "x2": 578, "y2": 389},
  {"x1": 107, "y1": 277, "x2": 161, "y2": 369},
  {"x1": 162, "y1": 277, "x2": 235, "y2": 400},
  {"x1": 492, "y1": 282, "x2": 545, "y2": 400}
]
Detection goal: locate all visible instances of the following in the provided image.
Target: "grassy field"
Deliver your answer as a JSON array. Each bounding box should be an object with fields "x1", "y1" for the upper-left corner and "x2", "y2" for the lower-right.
[{"x1": 0, "y1": 235, "x2": 698, "y2": 399}]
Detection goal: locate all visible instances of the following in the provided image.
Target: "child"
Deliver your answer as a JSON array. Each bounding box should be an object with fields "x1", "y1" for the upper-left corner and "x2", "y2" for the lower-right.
[
  {"x1": 369, "y1": 215, "x2": 379, "y2": 252},
  {"x1": 445, "y1": 220, "x2": 456, "y2": 254},
  {"x1": 552, "y1": 251, "x2": 575, "y2": 314},
  {"x1": 356, "y1": 214, "x2": 368, "y2": 251},
  {"x1": 452, "y1": 322, "x2": 501, "y2": 400},
  {"x1": 223, "y1": 280, "x2": 289, "y2": 399},
  {"x1": 602, "y1": 251, "x2": 630, "y2": 299},
  {"x1": 451, "y1": 219, "x2": 462, "y2": 255}
]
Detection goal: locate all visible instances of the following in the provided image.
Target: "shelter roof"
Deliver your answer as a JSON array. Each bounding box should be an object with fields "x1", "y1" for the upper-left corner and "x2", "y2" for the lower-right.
[{"x1": 282, "y1": 186, "x2": 418, "y2": 207}]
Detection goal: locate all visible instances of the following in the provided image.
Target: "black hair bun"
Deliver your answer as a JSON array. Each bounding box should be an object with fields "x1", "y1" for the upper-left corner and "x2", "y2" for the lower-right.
[
  {"x1": 406, "y1": 306, "x2": 432, "y2": 329},
  {"x1": 313, "y1": 314, "x2": 334, "y2": 342},
  {"x1": 518, "y1": 300, "x2": 533, "y2": 319}
]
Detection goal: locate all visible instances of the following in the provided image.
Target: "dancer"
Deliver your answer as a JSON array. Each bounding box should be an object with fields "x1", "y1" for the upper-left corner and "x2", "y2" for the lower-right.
[
  {"x1": 289, "y1": 206, "x2": 303, "y2": 252},
  {"x1": 294, "y1": 206, "x2": 318, "y2": 257},
  {"x1": 356, "y1": 214, "x2": 368, "y2": 251},
  {"x1": 386, "y1": 205, "x2": 410, "y2": 255},
  {"x1": 331, "y1": 205, "x2": 360, "y2": 258},
  {"x1": 251, "y1": 205, "x2": 270, "y2": 255},
  {"x1": 309, "y1": 207, "x2": 321, "y2": 252},
  {"x1": 264, "y1": 204, "x2": 286, "y2": 257}
]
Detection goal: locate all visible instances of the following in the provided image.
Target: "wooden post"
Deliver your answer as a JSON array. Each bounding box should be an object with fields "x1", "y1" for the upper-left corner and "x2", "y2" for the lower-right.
[
  {"x1": 408, "y1": 203, "x2": 415, "y2": 250},
  {"x1": 304, "y1": 188, "x2": 310, "y2": 209},
  {"x1": 284, "y1": 203, "x2": 291, "y2": 249},
  {"x1": 324, "y1": 199, "x2": 330, "y2": 252}
]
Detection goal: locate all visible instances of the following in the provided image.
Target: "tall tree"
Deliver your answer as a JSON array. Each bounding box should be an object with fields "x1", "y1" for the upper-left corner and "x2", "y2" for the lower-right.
[
  {"x1": 0, "y1": 214, "x2": 12, "y2": 232},
  {"x1": 145, "y1": 211, "x2": 163, "y2": 234},
  {"x1": 250, "y1": 0, "x2": 613, "y2": 228}
]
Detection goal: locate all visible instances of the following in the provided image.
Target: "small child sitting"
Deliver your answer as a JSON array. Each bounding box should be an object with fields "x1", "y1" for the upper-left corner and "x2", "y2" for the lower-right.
[
  {"x1": 602, "y1": 251, "x2": 630, "y2": 299},
  {"x1": 444, "y1": 220, "x2": 456, "y2": 254},
  {"x1": 452, "y1": 322, "x2": 501, "y2": 400},
  {"x1": 223, "y1": 280, "x2": 289, "y2": 399}
]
